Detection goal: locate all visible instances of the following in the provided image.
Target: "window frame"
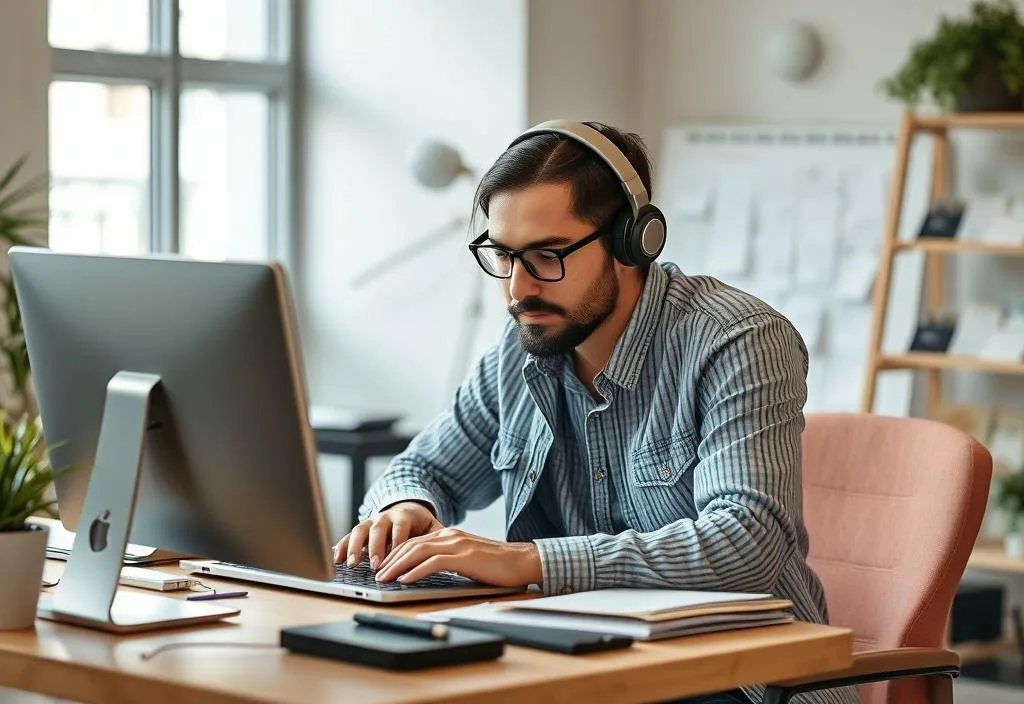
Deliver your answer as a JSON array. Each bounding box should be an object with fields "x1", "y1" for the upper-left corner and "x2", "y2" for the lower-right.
[{"x1": 49, "y1": 0, "x2": 300, "y2": 266}]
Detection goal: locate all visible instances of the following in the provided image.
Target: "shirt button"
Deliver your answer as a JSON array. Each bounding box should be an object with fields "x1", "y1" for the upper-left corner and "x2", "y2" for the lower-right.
[
  {"x1": 527, "y1": 470, "x2": 537, "y2": 483},
  {"x1": 594, "y1": 468, "x2": 606, "y2": 481},
  {"x1": 660, "y1": 466, "x2": 671, "y2": 480},
  {"x1": 560, "y1": 585, "x2": 573, "y2": 595}
]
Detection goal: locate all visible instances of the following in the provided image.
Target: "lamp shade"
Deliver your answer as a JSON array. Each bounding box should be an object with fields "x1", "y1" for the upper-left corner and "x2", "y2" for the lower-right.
[{"x1": 409, "y1": 140, "x2": 469, "y2": 190}]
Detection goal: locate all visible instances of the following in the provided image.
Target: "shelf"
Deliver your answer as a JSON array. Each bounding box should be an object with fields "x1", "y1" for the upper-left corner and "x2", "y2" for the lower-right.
[
  {"x1": 969, "y1": 544, "x2": 1024, "y2": 574},
  {"x1": 913, "y1": 112, "x2": 1024, "y2": 131},
  {"x1": 876, "y1": 353, "x2": 1024, "y2": 375},
  {"x1": 954, "y1": 639, "x2": 1020, "y2": 665},
  {"x1": 894, "y1": 239, "x2": 1024, "y2": 256}
]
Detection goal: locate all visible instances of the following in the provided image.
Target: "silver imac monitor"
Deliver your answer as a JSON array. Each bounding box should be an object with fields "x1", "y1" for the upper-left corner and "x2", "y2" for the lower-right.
[{"x1": 9, "y1": 247, "x2": 335, "y2": 633}]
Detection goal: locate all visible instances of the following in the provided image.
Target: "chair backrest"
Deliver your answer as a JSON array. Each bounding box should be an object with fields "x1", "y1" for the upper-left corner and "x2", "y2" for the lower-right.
[{"x1": 801, "y1": 413, "x2": 992, "y2": 704}]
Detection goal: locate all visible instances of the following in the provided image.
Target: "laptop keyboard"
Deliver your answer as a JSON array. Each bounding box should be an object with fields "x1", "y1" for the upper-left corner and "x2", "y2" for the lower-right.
[{"x1": 217, "y1": 559, "x2": 476, "y2": 591}]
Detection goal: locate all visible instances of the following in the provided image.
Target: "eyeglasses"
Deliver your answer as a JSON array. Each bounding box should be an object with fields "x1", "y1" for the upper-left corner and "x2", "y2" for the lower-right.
[{"x1": 468, "y1": 227, "x2": 607, "y2": 282}]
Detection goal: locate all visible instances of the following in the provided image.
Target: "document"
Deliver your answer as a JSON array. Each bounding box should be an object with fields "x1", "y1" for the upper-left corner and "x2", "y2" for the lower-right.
[
  {"x1": 782, "y1": 296, "x2": 825, "y2": 354},
  {"x1": 948, "y1": 303, "x2": 1003, "y2": 357},
  {"x1": 753, "y1": 191, "x2": 796, "y2": 288},
  {"x1": 707, "y1": 180, "x2": 753, "y2": 278},
  {"x1": 958, "y1": 194, "x2": 1008, "y2": 241},
  {"x1": 834, "y1": 249, "x2": 878, "y2": 303},
  {"x1": 795, "y1": 192, "x2": 841, "y2": 286},
  {"x1": 419, "y1": 589, "x2": 795, "y2": 641},
  {"x1": 677, "y1": 184, "x2": 713, "y2": 219},
  {"x1": 980, "y1": 199, "x2": 1024, "y2": 245},
  {"x1": 841, "y1": 166, "x2": 886, "y2": 247}
]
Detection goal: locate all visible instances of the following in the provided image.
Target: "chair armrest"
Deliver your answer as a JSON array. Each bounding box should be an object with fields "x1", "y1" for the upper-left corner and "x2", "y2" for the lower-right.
[{"x1": 761, "y1": 647, "x2": 959, "y2": 703}]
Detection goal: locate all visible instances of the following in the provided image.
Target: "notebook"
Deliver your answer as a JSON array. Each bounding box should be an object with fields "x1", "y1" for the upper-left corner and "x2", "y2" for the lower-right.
[
  {"x1": 28, "y1": 516, "x2": 189, "y2": 565},
  {"x1": 419, "y1": 589, "x2": 795, "y2": 641}
]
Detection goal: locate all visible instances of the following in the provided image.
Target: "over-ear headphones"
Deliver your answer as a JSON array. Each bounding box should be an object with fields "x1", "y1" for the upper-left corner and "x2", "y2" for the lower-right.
[{"x1": 507, "y1": 120, "x2": 667, "y2": 268}]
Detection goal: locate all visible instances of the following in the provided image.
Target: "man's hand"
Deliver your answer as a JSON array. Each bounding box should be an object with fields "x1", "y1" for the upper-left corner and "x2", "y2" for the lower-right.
[
  {"x1": 334, "y1": 501, "x2": 443, "y2": 570},
  {"x1": 373, "y1": 528, "x2": 543, "y2": 588}
]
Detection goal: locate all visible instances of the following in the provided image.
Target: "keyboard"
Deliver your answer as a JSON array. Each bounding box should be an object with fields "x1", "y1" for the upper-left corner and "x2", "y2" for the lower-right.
[{"x1": 216, "y1": 559, "x2": 477, "y2": 591}]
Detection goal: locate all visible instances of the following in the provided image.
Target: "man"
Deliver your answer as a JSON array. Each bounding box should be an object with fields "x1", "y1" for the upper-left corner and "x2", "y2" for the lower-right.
[{"x1": 335, "y1": 121, "x2": 858, "y2": 704}]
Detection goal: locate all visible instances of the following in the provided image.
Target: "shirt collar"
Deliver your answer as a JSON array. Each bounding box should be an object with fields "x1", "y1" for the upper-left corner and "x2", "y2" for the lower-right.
[
  {"x1": 601, "y1": 263, "x2": 667, "y2": 389},
  {"x1": 521, "y1": 264, "x2": 667, "y2": 390}
]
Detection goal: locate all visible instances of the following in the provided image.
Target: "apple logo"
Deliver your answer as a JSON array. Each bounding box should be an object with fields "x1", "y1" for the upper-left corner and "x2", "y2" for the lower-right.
[{"x1": 89, "y1": 510, "x2": 111, "y2": 552}]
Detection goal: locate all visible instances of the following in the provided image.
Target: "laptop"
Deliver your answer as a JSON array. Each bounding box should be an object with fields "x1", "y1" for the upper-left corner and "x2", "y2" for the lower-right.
[{"x1": 180, "y1": 558, "x2": 526, "y2": 604}]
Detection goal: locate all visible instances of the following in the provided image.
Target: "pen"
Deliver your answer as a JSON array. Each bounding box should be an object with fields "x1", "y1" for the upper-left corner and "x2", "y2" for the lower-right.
[
  {"x1": 186, "y1": 590, "x2": 248, "y2": 601},
  {"x1": 353, "y1": 612, "x2": 449, "y2": 640}
]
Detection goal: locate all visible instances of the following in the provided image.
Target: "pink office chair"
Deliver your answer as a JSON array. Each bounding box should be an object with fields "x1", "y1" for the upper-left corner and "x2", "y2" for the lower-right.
[{"x1": 763, "y1": 413, "x2": 992, "y2": 704}]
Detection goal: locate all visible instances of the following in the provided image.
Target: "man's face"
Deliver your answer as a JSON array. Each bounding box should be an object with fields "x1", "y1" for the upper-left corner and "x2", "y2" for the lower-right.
[{"x1": 486, "y1": 182, "x2": 620, "y2": 357}]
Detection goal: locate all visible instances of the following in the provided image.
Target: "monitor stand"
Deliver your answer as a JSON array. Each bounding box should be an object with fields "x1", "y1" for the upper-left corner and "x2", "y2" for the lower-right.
[{"x1": 37, "y1": 371, "x2": 240, "y2": 633}]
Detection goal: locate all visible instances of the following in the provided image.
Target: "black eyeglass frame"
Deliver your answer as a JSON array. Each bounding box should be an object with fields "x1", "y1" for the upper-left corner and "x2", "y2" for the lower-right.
[{"x1": 468, "y1": 225, "x2": 609, "y2": 282}]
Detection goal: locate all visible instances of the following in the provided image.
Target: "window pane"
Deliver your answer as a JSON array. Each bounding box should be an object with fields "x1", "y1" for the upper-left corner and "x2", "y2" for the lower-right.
[
  {"x1": 179, "y1": 0, "x2": 272, "y2": 61},
  {"x1": 180, "y1": 89, "x2": 269, "y2": 261},
  {"x1": 49, "y1": 82, "x2": 151, "y2": 255},
  {"x1": 48, "y1": 0, "x2": 149, "y2": 54}
]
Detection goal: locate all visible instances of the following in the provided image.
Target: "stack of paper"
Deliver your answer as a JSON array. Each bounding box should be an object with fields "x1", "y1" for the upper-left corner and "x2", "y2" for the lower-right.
[{"x1": 419, "y1": 589, "x2": 794, "y2": 641}]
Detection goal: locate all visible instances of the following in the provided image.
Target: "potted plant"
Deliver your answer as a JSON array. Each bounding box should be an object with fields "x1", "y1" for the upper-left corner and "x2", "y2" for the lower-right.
[
  {"x1": 0, "y1": 413, "x2": 74, "y2": 629},
  {"x1": 996, "y1": 472, "x2": 1024, "y2": 560},
  {"x1": 881, "y1": 0, "x2": 1024, "y2": 112},
  {"x1": 0, "y1": 154, "x2": 47, "y2": 419}
]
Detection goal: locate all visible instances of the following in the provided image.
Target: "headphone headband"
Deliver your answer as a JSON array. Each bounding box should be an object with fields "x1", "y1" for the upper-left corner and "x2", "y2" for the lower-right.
[{"x1": 508, "y1": 120, "x2": 650, "y2": 218}]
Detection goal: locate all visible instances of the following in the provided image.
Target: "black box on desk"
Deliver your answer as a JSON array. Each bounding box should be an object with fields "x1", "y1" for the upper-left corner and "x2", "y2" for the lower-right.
[{"x1": 950, "y1": 582, "x2": 1004, "y2": 644}]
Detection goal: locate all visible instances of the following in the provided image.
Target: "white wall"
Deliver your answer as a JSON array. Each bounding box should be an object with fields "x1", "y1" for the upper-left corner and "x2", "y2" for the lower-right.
[
  {"x1": 300, "y1": 0, "x2": 660, "y2": 536},
  {"x1": 0, "y1": 0, "x2": 49, "y2": 203},
  {"x1": 0, "y1": 7, "x2": 50, "y2": 704},
  {"x1": 527, "y1": 0, "x2": 638, "y2": 130},
  {"x1": 638, "y1": 0, "x2": 1024, "y2": 415},
  {"x1": 301, "y1": 0, "x2": 528, "y2": 535}
]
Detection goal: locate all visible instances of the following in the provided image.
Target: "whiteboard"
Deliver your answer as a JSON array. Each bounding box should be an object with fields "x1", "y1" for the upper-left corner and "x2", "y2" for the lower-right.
[{"x1": 657, "y1": 123, "x2": 934, "y2": 416}]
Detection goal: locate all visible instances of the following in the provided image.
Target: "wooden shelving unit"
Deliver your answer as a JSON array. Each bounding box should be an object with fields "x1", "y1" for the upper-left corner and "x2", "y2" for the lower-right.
[
  {"x1": 968, "y1": 544, "x2": 1024, "y2": 574},
  {"x1": 876, "y1": 353, "x2": 1024, "y2": 375},
  {"x1": 861, "y1": 112, "x2": 1024, "y2": 587},
  {"x1": 861, "y1": 111, "x2": 1024, "y2": 418},
  {"x1": 892, "y1": 239, "x2": 1024, "y2": 256}
]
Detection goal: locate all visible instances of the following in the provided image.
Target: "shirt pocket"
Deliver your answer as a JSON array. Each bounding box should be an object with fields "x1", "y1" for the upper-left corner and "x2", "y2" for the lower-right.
[
  {"x1": 631, "y1": 432, "x2": 697, "y2": 488},
  {"x1": 627, "y1": 433, "x2": 699, "y2": 531},
  {"x1": 490, "y1": 430, "x2": 527, "y2": 472}
]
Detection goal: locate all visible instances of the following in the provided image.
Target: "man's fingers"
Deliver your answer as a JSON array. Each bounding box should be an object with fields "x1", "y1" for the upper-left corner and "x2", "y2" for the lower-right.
[
  {"x1": 367, "y1": 518, "x2": 393, "y2": 570},
  {"x1": 396, "y1": 554, "x2": 456, "y2": 584},
  {"x1": 390, "y1": 518, "x2": 412, "y2": 554},
  {"x1": 345, "y1": 521, "x2": 372, "y2": 566},
  {"x1": 376, "y1": 541, "x2": 443, "y2": 583},
  {"x1": 333, "y1": 535, "x2": 349, "y2": 563}
]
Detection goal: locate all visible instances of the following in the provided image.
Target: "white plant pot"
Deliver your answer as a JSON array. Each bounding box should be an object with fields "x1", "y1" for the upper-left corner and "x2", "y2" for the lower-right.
[
  {"x1": 1004, "y1": 532, "x2": 1024, "y2": 561},
  {"x1": 0, "y1": 524, "x2": 48, "y2": 629}
]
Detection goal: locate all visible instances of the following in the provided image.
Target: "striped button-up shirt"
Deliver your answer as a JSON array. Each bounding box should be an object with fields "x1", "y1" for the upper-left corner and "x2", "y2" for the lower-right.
[{"x1": 361, "y1": 262, "x2": 859, "y2": 704}]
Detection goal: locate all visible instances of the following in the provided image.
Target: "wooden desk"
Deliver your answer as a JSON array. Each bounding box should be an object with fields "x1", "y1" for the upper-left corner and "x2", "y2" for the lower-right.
[{"x1": 0, "y1": 561, "x2": 854, "y2": 704}]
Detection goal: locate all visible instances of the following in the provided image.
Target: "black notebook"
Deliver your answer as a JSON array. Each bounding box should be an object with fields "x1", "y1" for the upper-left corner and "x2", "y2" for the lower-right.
[{"x1": 280, "y1": 620, "x2": 504, "y2": 670}]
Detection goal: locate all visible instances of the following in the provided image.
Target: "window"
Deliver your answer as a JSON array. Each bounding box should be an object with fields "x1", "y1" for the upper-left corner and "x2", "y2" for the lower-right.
[{"x1": 48, "y1": 0, "x2": 296, "y2": 263}]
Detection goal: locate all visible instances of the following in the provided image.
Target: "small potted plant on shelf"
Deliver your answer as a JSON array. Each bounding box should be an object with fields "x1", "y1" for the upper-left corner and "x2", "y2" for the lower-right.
[
  {"x1": 996, "y1": 472, "x2": 1024, "y2": 560},
  {"x1": 0, "y1": 413, "x2": 74, "y2": 629},
  {"x1": 881, "y1": 0, "x2": 1024, "y2": 112}
]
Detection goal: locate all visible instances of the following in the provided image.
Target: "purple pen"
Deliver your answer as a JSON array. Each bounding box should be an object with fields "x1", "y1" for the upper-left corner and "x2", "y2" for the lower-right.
[{"x1": 186, "y1": 590, "x2": 248, "y2": 601}]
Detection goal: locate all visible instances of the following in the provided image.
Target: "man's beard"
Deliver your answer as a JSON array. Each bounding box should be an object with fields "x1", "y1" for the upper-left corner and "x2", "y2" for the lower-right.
[{"x1": 509, "y1": 266, "x2": 619, "y2": 358}]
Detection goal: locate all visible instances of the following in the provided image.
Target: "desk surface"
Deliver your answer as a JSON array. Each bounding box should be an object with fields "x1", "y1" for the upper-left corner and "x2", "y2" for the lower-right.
[{"x1": 0, "y1": 561, "x2": 854, "y2": 704}]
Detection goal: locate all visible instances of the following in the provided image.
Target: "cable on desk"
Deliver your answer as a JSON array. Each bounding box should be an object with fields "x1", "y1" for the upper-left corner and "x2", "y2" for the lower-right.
[{"x1": 140, "y1": 641, "x2": 281, "y2": 661}]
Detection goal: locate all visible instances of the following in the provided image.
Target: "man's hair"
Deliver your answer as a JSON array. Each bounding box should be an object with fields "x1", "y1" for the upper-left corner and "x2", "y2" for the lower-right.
[{"x1": 472, "y1": 121, "x2": 654, "y2": 266}]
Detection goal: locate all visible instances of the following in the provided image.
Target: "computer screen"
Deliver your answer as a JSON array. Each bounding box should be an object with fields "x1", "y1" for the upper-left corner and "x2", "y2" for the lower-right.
[{"x1": 10, "y1": 247, "x2": 335, "y2": 632}]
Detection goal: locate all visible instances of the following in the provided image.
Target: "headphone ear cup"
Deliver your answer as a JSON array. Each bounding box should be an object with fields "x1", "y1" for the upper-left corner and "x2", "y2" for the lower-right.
[
  {"x1": 608, "y1": 206, "x2": 634, "y2": 266},
  {"x1": 624, "y1": 204, "x2": 667, "y2": 267}
]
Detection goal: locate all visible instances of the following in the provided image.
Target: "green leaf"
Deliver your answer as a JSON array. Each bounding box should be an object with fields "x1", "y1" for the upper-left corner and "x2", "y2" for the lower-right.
[{"x1": 0, "y1": 412, "x2": 79, "y2": 532}]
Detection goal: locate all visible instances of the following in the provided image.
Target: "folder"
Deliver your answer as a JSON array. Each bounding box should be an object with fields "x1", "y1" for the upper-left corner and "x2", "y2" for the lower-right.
[{"x1": 420, "y1": 589, "x2": 795, "y2": 641}]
